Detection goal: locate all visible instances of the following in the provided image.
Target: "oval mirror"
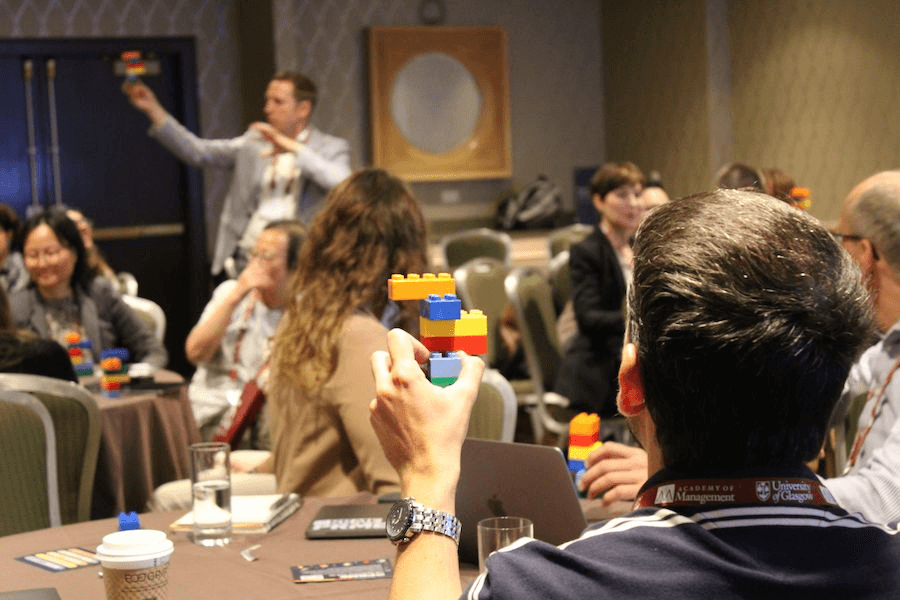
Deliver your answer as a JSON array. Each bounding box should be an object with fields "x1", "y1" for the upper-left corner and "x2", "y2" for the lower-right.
[{"x1": 390, "y1": 52, "x2": 483, "y2": 155}]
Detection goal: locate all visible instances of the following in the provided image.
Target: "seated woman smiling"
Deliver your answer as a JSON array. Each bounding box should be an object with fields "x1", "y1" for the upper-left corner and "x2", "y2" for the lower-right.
[{"x1": 9, "y1": 208, "x2": 166, "y2": 368}]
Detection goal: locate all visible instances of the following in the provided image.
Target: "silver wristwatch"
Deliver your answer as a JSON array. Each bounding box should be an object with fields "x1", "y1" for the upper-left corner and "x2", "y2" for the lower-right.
[{"x1": 386, "y1": 497, "x2": 461, "y2": 546}]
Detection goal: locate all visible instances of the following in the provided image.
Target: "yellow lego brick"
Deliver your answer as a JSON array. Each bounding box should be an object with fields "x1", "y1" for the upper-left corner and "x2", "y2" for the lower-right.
[
  {"x1": 101, "y1": 374, "x2": 131, "y2": 384},
  {"x1": 567, "y1": 441, "x2": 602, "y2": 461},
  {"x1": 419, "y1": 310, "x2": 487, "y2": 337},
  {"x1": 569, "y1": 412, "x2": 600, "y2": 436},
  {"x1": 388, "y1": 273, "x2": 455, "y2": 301}
]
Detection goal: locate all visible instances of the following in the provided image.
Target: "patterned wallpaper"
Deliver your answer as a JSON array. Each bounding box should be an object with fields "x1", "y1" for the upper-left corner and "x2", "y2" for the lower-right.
[
  {"x1": 601, "y1": 0, "x2": 712, "y2": 202},
  {"x1": 272, "y1": 0, "x2": 607, "y2": 224},
  {"x1": 0, "y1": 0, "x2": 243, "y2": 252},
  {"x1": 602, "y1": 0, "x2": 900, "y2": 222},
  {"x1": 729, "y1": 0, "x2": 900, "y2": 221}
]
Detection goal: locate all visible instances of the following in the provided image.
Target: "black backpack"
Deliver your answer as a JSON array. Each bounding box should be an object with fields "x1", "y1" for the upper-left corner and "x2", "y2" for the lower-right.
[{"x1": 496, "y1": 175, "x2": 562, "y2": 230}]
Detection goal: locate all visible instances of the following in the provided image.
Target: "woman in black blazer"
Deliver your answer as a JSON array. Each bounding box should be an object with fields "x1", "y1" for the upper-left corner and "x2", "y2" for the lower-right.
[{"x1": 555, "y1": 162, "x2": 644, "y2": 417}]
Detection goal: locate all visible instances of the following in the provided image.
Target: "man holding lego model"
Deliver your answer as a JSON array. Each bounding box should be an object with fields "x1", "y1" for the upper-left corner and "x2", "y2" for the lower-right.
[
  {"x1": 369, "y1": 190, "x2": 900, "y2": 599},
  {"x1": 123, "y1": 71, "x2": 350, "y2": 276}
]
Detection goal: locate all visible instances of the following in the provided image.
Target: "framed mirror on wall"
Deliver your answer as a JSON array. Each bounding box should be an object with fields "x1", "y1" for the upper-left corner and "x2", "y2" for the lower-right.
[{"x1": 368, "y1": 26, "x2": 511, "y2": 182}]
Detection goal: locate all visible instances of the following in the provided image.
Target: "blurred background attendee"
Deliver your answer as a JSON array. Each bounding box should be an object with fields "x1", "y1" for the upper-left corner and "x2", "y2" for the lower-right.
[
  {"x1": 65, "y1": 207, "x2": 118, "y2": 287},
  {"x1": 9, "y1": 208, "x2": 167, "y2": 368},
  {"x1": 639, "y1": 170, "x2": 670, "y2": 212},
  {"x1": 714, "y1": 161, "x2": 766, "y2": 192},
  {"x1": 0, "y1": 284, "x2": 76, "y2": 381},
  {"x1": 151, "y1": 168, "x2": 425, "y2": 509},
  {"x1": 186, "y1": 219, "x2": 305, "y2": 442},
  {"x1": 555, "y1": 161, "x2": 644, "y2": 418},
  {"x1": 0, "y1": 203, "x2": 27, "y2": 294}
]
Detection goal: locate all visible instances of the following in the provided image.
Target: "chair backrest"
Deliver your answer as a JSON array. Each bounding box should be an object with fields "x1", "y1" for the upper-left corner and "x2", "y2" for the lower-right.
[
  {"x1": 122, "y1": 295, "x2": 167, "y2": 343},
  {"x1": 441, "y1": 228, "x2": 513, "y2": 270},
  {"x1": 454, "y1": 257, "x2": 511, "y2": 367},
  {"x1": 467, "y1": 369, "x2": 517, "y2": 443},
  {"x1": 548, "y1": 250, "x2": 571, "y2": 314},
  {"x1": 505, "y1": 267, "x2": 562, "y2": 395},
  {"x1": 117, "y1": 271, "x2": 139, "y2": 296},
  {"x1": 0, "y1": 390, "x2": 61, "y2": 535},
  {"x1": 0, "y1": 374, "x2": 100, "y2": 524},
  {"x1": 547, "y1": 223, "x2": 592, "y2": 258}
]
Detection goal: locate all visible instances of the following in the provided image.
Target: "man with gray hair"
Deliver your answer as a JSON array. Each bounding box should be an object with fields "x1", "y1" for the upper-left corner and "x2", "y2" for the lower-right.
[{"x1": 828, "y1": 170, "x2": 900, "y2": 523}]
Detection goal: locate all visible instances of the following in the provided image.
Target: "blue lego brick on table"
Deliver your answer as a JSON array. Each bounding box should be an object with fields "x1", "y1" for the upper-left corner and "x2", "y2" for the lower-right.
[
  {"x1": 419, "y1": 294, "x2": 462, "y2": 321},
  {"x1": 118, "y1": 511, "x2": 141, "y2": 530},
  {"x1": 101, "y1": 348, "x2": 130, "y2": 361},
  {"x1": 428, "y1": 352, "x2": 462, "y2": 380}
]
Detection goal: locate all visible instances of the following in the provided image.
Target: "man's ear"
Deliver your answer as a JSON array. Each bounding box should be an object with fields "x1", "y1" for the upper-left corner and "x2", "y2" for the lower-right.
[
  {"x1": 617, "y1": 343, "x2": 645, "y2": 417},
  {"x1": 591, "y1": 193, "x2": 605, "y2": 214},
  {"x1": 297, "y1": 99, "x2": 312, "y2": 121}
]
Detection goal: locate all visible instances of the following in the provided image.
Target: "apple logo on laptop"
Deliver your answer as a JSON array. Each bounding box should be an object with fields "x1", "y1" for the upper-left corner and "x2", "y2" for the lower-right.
[{"x1": 488, "y1": 494, "x2": 508, "y2": 517}]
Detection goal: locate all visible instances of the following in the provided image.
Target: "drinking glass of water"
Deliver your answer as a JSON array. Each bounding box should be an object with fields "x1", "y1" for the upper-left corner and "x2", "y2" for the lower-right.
[{"x1": 189, "y1": 442, "x2": 232, "y2": 547}]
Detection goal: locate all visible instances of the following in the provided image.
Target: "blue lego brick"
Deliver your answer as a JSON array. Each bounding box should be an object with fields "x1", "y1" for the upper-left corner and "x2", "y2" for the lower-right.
[
  {"x1": 70, "y1": 341, "x2": 92, "y2": 350},
  {"x1": 428, "y1": 352, "x2": 462, "y2": 380},
  {"x1": 101, "y1": 348, "x2": 130, "y2": 361},
  {"x1": 567, "y1": 458, "x2": 585, "y2": 473},
  {"x1": 419, "y1": 294, "x2": 462, "y2": 321},
  {"x1": 118, "y1": 511, "x2": 141, "y2": 530}
]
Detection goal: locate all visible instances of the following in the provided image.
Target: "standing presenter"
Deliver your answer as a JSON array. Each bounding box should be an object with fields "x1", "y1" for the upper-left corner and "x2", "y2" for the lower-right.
[{"x1": 123, "y1": 71, "x2": 351, "y2": 276}]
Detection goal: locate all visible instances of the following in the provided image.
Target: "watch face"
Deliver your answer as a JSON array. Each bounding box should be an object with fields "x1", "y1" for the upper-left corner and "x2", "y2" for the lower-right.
[{"x1": 386, "y1": 501, "x2": 411, "y2": 541}]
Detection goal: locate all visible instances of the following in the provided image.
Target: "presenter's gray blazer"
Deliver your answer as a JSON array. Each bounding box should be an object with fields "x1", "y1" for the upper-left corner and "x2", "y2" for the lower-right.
[{"x1": 150, "y1": 117, "x2": 351, "y2": 275}]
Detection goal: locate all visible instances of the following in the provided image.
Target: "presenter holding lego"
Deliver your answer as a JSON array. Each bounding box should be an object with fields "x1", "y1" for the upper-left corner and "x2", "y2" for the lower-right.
[{"x1": 123, "y1": 71, "x2": 351, "y2": 276}]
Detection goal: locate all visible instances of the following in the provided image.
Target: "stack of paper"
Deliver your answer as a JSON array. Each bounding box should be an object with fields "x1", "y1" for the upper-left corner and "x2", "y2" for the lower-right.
[{"x1": 170, "y1": 493, "x2": 301, "y2": 535}]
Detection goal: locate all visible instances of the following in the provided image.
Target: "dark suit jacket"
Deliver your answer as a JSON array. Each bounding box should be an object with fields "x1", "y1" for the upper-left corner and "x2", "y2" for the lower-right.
[
  {"x1": 554, "y1": 225, "x2": 627, "y2": 416},
  {"x1": 9, "y1": 278, "x2": 167, "y2": 368}
]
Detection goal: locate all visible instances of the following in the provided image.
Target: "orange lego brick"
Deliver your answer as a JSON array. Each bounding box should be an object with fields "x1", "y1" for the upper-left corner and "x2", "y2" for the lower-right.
[
  {"x1": 569, "y1": 412, "x2": 600, "y2": 437},
  {"x1": 388, "y1": 273, "x2": 455, "y2": 301}
]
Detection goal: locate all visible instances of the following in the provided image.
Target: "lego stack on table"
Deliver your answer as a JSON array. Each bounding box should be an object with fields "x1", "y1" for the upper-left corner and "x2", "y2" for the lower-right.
[
  {"x1": 567, "y1": 412, "x2": 601, "y2": 474},
  {"x1": 99, "y1": 349, "x2": 130, "y2": 398},
  {"x1": 66, "y1": 332, "x2": 95, "y2": 377},
  {"x1": 388, "y1": 273, "x2": 488, "y2": 387}
]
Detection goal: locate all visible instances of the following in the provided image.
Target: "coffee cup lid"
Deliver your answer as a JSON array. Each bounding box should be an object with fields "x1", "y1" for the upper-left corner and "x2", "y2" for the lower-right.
[{"x1": 96, "y1": 529, "x2": 174, "y2": 568}]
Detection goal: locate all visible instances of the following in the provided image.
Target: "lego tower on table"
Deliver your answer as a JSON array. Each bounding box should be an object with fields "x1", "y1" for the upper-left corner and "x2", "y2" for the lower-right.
[
  {"x1": 567, "y1": 412, "x2": 601, "y2": 473},
  {"x1": 66, "y1": 332, "x2": 95, "y2": 377},
  {"x1": 99, "y1": 349, "x2": 130, "y2": 398},
  {"x1": 388, "y1": 273, "x2": 488, "y2": 387}
]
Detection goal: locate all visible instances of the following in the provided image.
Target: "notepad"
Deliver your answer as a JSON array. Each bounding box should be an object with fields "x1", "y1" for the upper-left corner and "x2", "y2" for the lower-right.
[{"x1": 170, "y1": 493, "x2": 301, "y2": 535}]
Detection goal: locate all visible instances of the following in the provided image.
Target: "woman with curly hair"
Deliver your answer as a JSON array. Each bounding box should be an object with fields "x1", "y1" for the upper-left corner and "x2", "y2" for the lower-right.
[{"x1": 255, "y1": 167, "x2": 427, "y2": 496}]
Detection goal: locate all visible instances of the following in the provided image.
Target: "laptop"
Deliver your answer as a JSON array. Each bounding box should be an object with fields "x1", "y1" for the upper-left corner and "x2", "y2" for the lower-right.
[{"x1": 455, "y1": 438, "x2": 588, "y2": 564}]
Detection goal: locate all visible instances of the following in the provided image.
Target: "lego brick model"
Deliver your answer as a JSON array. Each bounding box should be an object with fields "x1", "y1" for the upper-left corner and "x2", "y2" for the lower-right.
[
  {"x1": 419, "y1": 294, "x2": 462, "y2": 321},
  {"x1": 100, "y1": 348, "x2": 131, "y2": 398},
  {"x1": 65, "y1": 331, "x2": 95, "y2": 376},
  {"x1": 388, "y1": 273, "x2": 455, "y2": 301},
  {"x1": 420, "y1": 310, "x2": 487, "y2": 338},
  {"x1": 567, "y1": 412, "x2": 601, "y2": 473}
]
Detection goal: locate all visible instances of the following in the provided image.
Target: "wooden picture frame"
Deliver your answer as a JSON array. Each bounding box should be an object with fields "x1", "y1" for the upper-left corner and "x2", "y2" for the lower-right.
[{"x1": 368, "y1": 26, "x2": 511, "y2": 182}]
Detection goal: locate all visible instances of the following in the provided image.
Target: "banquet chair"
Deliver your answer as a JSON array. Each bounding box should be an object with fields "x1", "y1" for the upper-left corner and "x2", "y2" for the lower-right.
[
  {"x1": 117, "y1": 271, "x2": 139, "y2": 296},
  {"x1": 0, "y1": 374, "x2": 100, "y2": 524},
  {"x1": 505, "y1": 267, "x2": 574, "y2": 445},
  {"x1": 547, "y1": 223, "x2": 592, "y2": 258},
  {"x1": 441, "y1": 228, "x2": 513, "y2": 270},
  {"x1": 122, "y1": 295, "x2": 167, "y2": 343},
  {"x1": 548, "y1": 250, "x2": 571, "y2": 314},
  {"x1": 466, "y1": 369, "x2": 518, "y2": 443},
  {"x1": 454, "y1": 258, "x2": 510, "y2": 368},
  {"x1": 0, "y1": 390, "x2": 61, "y2": 536}
]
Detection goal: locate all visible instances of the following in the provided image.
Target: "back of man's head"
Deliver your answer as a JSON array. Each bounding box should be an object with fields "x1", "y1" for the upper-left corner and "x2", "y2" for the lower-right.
[
  {"x1": 628, "y1": 190, "x2": 873, "y2": 471},
  {"x1": 845, "y1": 171, "x2": 900, "y2": 277}
]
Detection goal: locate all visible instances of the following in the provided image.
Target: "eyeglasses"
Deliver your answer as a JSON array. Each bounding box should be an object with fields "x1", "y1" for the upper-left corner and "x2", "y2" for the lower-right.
[{"x1": 24, "y1": 246, "x2": 67, "y2": 262}]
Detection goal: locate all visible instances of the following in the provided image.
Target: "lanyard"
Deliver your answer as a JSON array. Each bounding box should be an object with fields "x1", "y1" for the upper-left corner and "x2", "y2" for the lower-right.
[
  {"x1": 229, "y1": 293, "x2": 259, "y2": 381},
  {"x1": 846, "y1": 355, "x2": 900, "y2": 470},
  {"x1": 633, "y1": 476, "x2": 838, "y2": 510}
]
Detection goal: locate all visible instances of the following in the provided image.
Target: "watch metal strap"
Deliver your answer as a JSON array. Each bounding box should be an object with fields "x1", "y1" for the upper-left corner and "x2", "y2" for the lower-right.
[{"x1": 417, "y1": 503, "x2": 462, "y2": 546}]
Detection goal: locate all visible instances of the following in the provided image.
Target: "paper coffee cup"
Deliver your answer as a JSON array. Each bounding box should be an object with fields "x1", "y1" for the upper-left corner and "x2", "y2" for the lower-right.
[{"x1": 96, "y1": 529, "x2": 174, "y2": 600}]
